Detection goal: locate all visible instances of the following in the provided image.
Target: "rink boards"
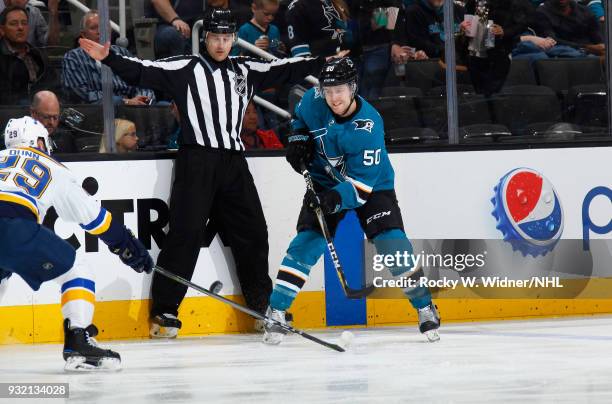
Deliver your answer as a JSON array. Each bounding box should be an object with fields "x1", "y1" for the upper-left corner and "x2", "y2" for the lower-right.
[{"x1": 0, "y1": 146, "x2": 611, "y2": 344}]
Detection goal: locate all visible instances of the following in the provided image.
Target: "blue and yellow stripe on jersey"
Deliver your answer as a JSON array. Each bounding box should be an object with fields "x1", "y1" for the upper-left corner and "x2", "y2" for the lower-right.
[
  {"x1": 0, "y1": 190, "x2": 40, "y2": 222},
  {"x1": 60, "y1": 278, "x2": 96, "y2": 305},
  {"x1": 80, "y1": 208, "x2": 112, "y2": 235}
]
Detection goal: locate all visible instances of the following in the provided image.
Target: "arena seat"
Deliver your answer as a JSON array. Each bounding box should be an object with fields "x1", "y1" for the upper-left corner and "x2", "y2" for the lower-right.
[
  {"x1": 420, "y1": 94, "x2": 493, "y2": 136},
  {"x1": 491, "y1": 85, "x2": 562, "y2": 136},
  {"x1": 460, "y1": 124, "x2": 512, "y2": 142},
  {"x1": 380, "y1": 86, "x2": 422, "y2": 98},
  {"x1": 385, "y1": 127, "x2": 439, "y2": 144},
  {"x1": 370, "y1": 96, "x2": 422, "y2": 130},
  {"x1": 535, "y1": 58, "x2": 604, "y2": 96},
  {"x1": 504, "y1": 58, "x2": 537, "y2": 87},
  {"x1": 402, "y1": 59, "x2": 444, "y2": 93},
  {"x1": 566, "y1": 83, "x2": 608, "y2": 128}
]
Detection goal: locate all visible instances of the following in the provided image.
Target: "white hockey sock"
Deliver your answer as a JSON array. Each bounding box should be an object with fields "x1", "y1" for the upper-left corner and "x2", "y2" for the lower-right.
[{"x1": 54, "y1": 255, "x2": 95, "y2": 329}]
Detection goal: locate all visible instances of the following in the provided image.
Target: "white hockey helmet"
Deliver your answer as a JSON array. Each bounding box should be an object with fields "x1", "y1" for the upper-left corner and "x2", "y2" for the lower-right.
[{"x1": 4, "y1": 116, "x2": 52, "y2": 153}]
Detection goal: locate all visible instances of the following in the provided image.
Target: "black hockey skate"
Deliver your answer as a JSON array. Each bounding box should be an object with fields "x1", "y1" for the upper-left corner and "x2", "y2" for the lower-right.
[
  {"x1": 63, "y1": 319, "x2": 121, "y2": 371},
  {"x1": 417, "y1": 303, "x2": 441, "y2": 342},
  {"x1": 150, "y1": 313, "x2": 182, "y2": 338}
]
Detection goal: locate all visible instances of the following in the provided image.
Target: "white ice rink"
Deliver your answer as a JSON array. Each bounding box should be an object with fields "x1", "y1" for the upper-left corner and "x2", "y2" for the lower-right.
[{"x1": 2, "y1": 316, "x2": 612, "y2": 403}]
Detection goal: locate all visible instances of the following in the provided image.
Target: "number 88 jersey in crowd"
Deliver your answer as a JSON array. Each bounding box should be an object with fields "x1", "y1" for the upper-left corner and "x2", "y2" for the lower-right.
[{"x1": 0, "y1": 117, "x2": 107, "y2": 232}]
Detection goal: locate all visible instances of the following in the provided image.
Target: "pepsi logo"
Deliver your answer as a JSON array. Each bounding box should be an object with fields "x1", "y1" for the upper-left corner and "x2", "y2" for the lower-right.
[{"x1": 492, "y1": 168, "x2": 564, "y2": 257}]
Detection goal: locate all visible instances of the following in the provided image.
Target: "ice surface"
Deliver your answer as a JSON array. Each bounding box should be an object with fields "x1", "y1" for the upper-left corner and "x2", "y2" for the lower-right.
[{"x1": 2, "y1": 317, "x2": 612, "y2": 403}]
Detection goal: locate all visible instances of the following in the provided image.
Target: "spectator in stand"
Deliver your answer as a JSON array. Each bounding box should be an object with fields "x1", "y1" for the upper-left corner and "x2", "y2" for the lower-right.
[
  {"x1": 463, "y1": 0, "x2": 534, "y2": 95},
  {"x1": 511, "y1": 30, "x2": 558, "y2": 64},
  {"x1": 30, "y1": 90, "x2": 78, "y2": 153},
  {"x1": 219, "y1": 0, "x2": 253, "y2": 29},
  {"x1": 391, "y1": 0, "x2": 466, "y2": 62},
  {"x1": 99, "y1": 118, "x2": 139, "y2": 153},
  {"x1": 3, "y1": 0, "x2": 59, "y2": 47},
  {"x1": 0, "y1": 6, "x2": 58, "y2": 105},
  {"x1": 535, "y1": 0, "x2": 604, "y2": 57},
  {"x1": 354, "y1": 0, "x2": 404, "y2": 99},
  {"x1": 231, "y1": 0, "x2": 285, "y2": 57},
  {"x1": 240, "y1": 101, "x2": 283, "y2": 149},
  {"x1": 582, "y1": 0, "x2": 604, "y2": 22},
  {"x1": 286, "y1": 0, "x2": 353, "y2": 57},
  {"x1": 147, "y1": 0, "x2": 251, "y2": 58},
  {"x1": 146, "y1": 0, "x2": 202, "y2": 58},
  {"x1": 61, "y1": 10, "x2": 155, "y2": 105},
  {"x1": 232, "y1": 0, "x2": 287, "y2": 130}
]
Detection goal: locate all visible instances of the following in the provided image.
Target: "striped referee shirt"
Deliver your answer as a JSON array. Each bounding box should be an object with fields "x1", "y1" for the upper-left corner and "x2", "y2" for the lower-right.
[{"x1": 102, "y1": 51, "x2": 325, "y2": 151}]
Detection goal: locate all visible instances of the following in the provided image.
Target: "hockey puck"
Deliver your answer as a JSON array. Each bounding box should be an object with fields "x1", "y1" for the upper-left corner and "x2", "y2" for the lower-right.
[
  {"x1": 338, "y1": 330, "x2": 355, "y2": 350},
  {"x1": 209, "y1": 281, "x2": 223, "y2": 294}
]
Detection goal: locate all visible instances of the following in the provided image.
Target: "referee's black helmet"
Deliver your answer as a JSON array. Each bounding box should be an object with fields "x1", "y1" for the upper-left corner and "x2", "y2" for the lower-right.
[{"x1": 203, "y1": 8, "x2": 237, "y2": 34}]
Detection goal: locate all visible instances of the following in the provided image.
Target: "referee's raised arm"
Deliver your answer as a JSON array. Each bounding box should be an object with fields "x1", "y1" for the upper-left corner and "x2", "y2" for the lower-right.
[
  {"x1": 239, "y1": 56, "x2": 324, "y2": 93},
  {"x1": 79, "y1": 38, "x2": 195, "y2": 98}
]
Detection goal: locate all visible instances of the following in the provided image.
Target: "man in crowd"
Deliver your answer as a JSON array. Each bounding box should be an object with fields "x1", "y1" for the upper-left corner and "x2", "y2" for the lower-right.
[
  {"x1": 3, "y1": 0, "x2": 59, "y2": 47},
  {"x1": 30, "y1": 90, "x2": 78, "y2": 153},
  {"x1": 61, "y1": 10, "x2": 155, "y2": 105},
  {"x1": 0, "y1": 6, "x2": 58, "y2": 104},
  {"x1": 536, "y1": 0, "x2": 604, "y2": 56}
]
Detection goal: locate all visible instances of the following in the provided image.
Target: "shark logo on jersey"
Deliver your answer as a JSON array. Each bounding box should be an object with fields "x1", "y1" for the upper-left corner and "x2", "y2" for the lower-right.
[
  {"x1": 311, "y1": 127, "x2": 346, "y2": 178},
  {"x1": 353, "y1": 119, "x2": 374, "y2": 133},
  {"x1": 321, "y1": 0, "x2": 345, "y2": 42}
]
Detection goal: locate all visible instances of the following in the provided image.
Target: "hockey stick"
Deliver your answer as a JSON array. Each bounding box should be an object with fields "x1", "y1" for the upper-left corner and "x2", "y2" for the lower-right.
[
  {"x1": 153, "y1": 265, "x2": 345, "y2": 352},
  {"x1": 300, "y1": 163, "x2": 376, "y2": 299}
]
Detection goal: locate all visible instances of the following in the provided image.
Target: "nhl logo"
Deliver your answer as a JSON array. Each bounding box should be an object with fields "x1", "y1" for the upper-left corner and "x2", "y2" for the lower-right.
[{"x1": 233, "y1": 73, "x2": 247, "y2": 98}]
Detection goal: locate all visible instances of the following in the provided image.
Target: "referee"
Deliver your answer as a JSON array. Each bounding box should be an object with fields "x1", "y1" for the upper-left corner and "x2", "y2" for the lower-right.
[{"x1": 80, "y1": 9, "x2": 338, "y2": 337}]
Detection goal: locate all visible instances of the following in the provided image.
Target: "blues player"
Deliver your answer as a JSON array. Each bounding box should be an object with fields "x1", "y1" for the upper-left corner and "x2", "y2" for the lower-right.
[
  {"x1": 0, "y1": 117, "x2": 153, "y2": 371},
  {"x1": 263, "y1": 58, "x2": 440, "y2": 345}
]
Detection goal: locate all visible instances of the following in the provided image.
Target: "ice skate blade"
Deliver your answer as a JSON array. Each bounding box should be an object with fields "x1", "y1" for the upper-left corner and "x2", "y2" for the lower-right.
[
  {"x1": 149, "y1": 323, "x2": 178, "y2": 339},
  {"x1": 424, "y1": 330, "x2": 440, "y2": 342},
  {"x1": 64, "y1": 356, "x2": 121, "y2": 372},
  {"x1": 262, "y1": 333, "x2": 284, "y2": 345}
]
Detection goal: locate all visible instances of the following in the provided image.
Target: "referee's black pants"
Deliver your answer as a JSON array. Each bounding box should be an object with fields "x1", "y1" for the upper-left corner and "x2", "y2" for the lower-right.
[{"x1": 151, "y1": 146, "x2": 272, "y2": 318}]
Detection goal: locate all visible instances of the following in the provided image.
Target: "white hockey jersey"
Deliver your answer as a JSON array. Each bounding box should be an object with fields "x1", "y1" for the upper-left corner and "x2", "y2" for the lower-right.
[{"x1": 0, "y1": 147, "x2": 110, "y2": 234}]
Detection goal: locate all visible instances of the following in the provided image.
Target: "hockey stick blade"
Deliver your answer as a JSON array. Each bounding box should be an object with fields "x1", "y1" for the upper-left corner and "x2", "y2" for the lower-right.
[
  {"x1": 345, "y1": 284, "x2": 376, "y2": 299},
  {"x1": 153, "y1": 265, "x2": 345, "y2": 352}
]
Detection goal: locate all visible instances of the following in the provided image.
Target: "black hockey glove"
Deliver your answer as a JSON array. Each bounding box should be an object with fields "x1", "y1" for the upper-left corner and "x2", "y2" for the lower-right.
[
  {"x1": 286, "y1": 130, "x2": 314, "y2": 174},
  {"x1": 304, "y1": 188, "x2": 342, "y2": 215},
  {"x1": 109, "y1": 230, "x2": 154, "y2": 274}
]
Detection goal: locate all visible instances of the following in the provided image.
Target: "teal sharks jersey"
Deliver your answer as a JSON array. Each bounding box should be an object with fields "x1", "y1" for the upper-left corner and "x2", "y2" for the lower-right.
[{"x1": 292, "y1": 87, "x2": 395, "y2": 211}]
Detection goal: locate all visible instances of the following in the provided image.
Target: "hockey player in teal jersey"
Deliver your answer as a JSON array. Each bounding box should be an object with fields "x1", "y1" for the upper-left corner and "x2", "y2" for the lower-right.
[{"x1": 263, "y1": 57, "x2": 440, "y2": 345}]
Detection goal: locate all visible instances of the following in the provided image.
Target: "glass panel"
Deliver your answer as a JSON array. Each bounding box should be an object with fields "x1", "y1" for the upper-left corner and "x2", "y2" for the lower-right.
[{"x1": 455, "y1": 0, "x2": 611, "y2": 144}]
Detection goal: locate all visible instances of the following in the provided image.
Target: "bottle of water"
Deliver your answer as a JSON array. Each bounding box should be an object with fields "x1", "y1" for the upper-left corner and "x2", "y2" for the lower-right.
[
  {"x1": 394, "y1": 63, "x2": 406, "y2": 77},
  {"x1": 485, "y1": 20, "x2": 495, "y2": 48}
]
